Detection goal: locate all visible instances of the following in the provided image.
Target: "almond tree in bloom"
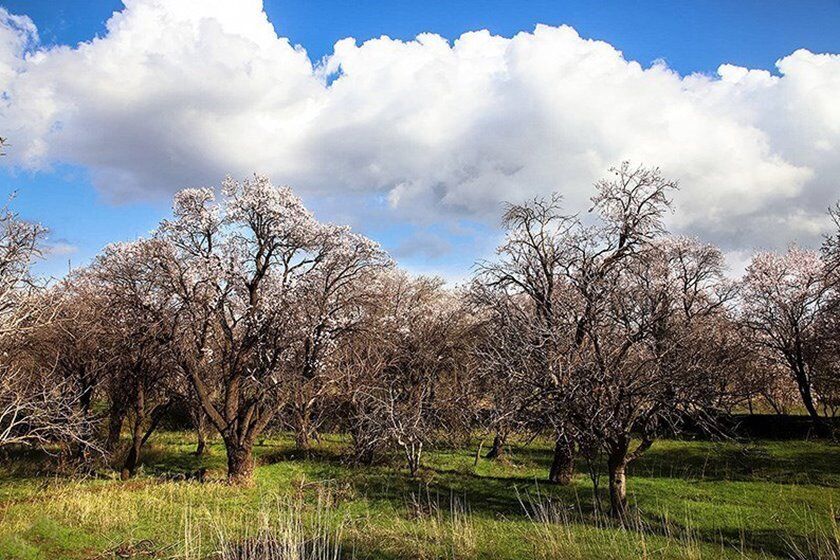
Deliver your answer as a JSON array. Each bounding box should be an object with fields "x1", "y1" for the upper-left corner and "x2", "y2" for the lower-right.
[
  {"x1": 741, "y1": 246, "x2": 837, "y2": 423},
  {"x1": 156, "y1": 175, "x2": 387, "y2": 483},
  {"x1": 285, "y1": 223, "x2": 391, "y2": 451}
]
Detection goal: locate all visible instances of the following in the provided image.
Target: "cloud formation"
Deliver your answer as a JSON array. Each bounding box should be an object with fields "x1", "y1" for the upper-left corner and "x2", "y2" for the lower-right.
[{"x1": 0, "y1": 0, "x2": 838, "y2": 259}]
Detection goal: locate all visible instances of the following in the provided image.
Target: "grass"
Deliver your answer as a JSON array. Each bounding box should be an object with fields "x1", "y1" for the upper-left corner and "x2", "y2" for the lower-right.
[{"x1": 0, "y1": 433, "x2": 838, "y2": 559}]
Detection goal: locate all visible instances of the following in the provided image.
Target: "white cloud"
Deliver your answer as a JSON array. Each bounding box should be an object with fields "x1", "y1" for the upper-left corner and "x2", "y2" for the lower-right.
[
  {"x1": 0, "y1": 0, "x2": 838, "y2": 258},
  {"x1": 43, "y1": 241, "x2": 78, "y2": 257}
]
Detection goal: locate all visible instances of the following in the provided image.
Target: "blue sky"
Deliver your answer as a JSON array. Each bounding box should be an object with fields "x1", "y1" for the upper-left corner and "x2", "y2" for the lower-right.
[
  {"x1": 8, "y1": 0, "x2": 840, "y2": 73},
  {"x1": 1, "y1": 0, "x2": 839, "y2": 280}
]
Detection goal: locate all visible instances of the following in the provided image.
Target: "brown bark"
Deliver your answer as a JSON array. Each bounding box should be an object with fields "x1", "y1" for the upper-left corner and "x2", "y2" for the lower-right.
[
  {"x1": 225, "y1": 439, "x2": 255, "y2": 485},
  {"x1": 121, "y1": 400, "x2": 145, "y2": 480},
  {"x1": 548, "y1": 434, "x2": 575, "y2": 485},
  {"x1": 194, "y1": 410, "x2": 207, "y2": 456},
  {"x1": 120, "y1": 435, "x2": 142, "y2": 480},
  {"x1": 607, "y1": 452, "x2": 628, "y2": 520},
  {"x1": 105, "y1": 402, "x2": 126, "y2": 452},
  {"x1": 293, "y1": 406, "x2": 312, "y2": 452}
]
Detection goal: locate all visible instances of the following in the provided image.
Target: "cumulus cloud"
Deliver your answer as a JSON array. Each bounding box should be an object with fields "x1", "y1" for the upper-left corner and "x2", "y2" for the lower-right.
[{"x1": 0, "y1": 0, "x2": 838, "y2": 261}]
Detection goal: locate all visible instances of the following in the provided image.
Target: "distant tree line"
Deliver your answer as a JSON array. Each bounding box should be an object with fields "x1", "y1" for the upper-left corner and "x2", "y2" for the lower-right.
[{"x1": 1, "y1": 161, "x2": 838, "y2": 519}]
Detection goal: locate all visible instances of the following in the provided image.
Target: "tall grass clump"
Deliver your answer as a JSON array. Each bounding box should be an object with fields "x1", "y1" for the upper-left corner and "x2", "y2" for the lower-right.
[
  {"x1": 517, "y1": 486, "x2": 716, "y2": 560},
  {"x1": 183, "y1": 488, "x2": 345, "y2": 560},
  {"x1": 786, "y1": 506, "x2": 840, "y2": 560}
]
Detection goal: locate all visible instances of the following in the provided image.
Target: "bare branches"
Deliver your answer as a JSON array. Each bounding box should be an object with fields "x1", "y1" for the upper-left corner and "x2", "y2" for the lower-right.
[
  {"x1": 0, "y1": 366, "x2": 99, "y2": 450},
  {"x1": 740, "y1": 246, "x2": 837, "y2": 422}
]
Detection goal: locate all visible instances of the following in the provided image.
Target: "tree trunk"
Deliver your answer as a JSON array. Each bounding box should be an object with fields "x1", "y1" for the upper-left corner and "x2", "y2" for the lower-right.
[
  {"x1": 120, "y1": 436, "x2": 142, "y2": 480},
  {"x1": 293, "y1": 407, "x2": 311, "y2": 452},
  {"x1": 121, "y1": 385, "x2": 147, "y2": 480},
  {"x1": 548, "y1": 434, "x2": 575, "y2": 485},
  {"x1": 194, "y1": 410, "x2": 207, "y2": 456},
  {"x1": 485, "y1": 432, "x2": 505, "y2": 460},
  {"x1": 795, "y1": 368, "x2": 821, "y2": 421},
  {"x1": 121, "y1": 412, "x2": 145, "y2": 480},
  {"x1": 106, "y1": 403, "x2": 126, "y2": 452},
  {"x1": 225, "y1": 439, "x2": 255, "y2": 485},
  {"x1": 607, "y1": 452, "x2": 628, "y2": 520}
]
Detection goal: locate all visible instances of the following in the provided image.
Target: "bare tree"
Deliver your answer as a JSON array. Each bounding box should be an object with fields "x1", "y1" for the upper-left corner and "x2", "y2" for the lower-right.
[
  {"x1": 338, "y1": 272, "x2": 470, "y2": 476},
  {"x1": 23, "y1": 277, "x2": 113, "y2": 459},
  {"x1": 0, "y1": 202, "x2": 46, "y2": 338},
  {"x1": 475, "y1": 193, "x2": 580, "y2": 483},
  {"x1": 0, "y1": 202, "x2": 97, "y2": 452},
  {"x1": 564, "y1": 236, "x2": 739, "y2": 518}
]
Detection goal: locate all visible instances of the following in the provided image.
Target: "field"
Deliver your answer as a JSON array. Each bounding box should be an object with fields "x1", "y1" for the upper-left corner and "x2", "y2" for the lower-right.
[{"x1": 0, "y1": 434, "x2": 838, "y2": 560}]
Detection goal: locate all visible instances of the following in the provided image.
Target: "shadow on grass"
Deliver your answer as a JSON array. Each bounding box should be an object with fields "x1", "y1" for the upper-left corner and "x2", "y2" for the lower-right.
[{"x1": 3, "y1": 434, "x2": 836, "y2": 559}]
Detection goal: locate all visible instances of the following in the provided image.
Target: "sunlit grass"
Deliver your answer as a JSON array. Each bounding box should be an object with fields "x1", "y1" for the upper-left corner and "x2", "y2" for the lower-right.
[{"x1": 0, "y1": 433, "x2": 837, "y2": 559}]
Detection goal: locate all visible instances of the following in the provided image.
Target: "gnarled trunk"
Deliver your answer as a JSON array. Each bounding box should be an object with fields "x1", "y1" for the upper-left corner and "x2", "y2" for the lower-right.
[
  {"x1": 548, "y1": 433, "x2": 575, "y2": 485},
  {"x1": 121, "y1": 405, "x2": 145, "y2": 480},
  {"x1": 293, "y1": 406, "x2": 312, "y2": 452},
  {"x1": 225, "y1": 439, "x2": 255, "y2": 485},
  {"x1": 120, "y1": 435, "x2": 143, "y2": 480},
  {"x1": 607, "y1": 452, "x2": 628, "y2": 519}
]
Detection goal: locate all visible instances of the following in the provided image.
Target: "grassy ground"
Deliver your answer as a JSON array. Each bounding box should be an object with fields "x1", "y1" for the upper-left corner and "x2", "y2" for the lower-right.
[{"x1": 0, "y1": 433, "x2": 838, "y2": 559}]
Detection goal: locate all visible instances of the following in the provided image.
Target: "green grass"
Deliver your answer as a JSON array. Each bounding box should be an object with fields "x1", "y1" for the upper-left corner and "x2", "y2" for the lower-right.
[{"x1": 0, "y1": 433, "x2": 838, "y2": 559}]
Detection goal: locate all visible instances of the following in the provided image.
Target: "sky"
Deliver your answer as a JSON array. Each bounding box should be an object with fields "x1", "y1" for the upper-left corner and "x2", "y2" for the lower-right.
[{"x1": 1, "y1": 0, "x2": 839, "y2": 281}]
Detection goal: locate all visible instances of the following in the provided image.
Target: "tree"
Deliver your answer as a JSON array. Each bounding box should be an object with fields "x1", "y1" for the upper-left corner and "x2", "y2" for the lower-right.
[
  {"x1": 564, "y1": 236, "x2": 739, "y2": 517},
  {"x1": 24, "y1": 276, "x2": 112, "y2": 459},
  {"x1": 86, "y1": 240, "x2": 177, "y2": 478},
  {"x1": 0, "y1": 203, "x2": 97, "y2": 452},
  {"x1": 474, "y1": 164, "x2": 742, "y2": 516},
  {"x1": 156, "y1": 175, "x2": 386, "y2": 484},
  {"x1": 284, "y1": 223, "x2": 390, "y2": 451},
  {"x1": 474, "y1": 193, "x2": 580, "y2": 483},
  {"x1": 815, "y1": 202, "x2": 840, "y2": 418},
  {"x1": 0, "y1": 202, "x2": 46, "y2": 338},
  {"x1": 741, "y1": 246, "x2": 836, "y2": 424},
  {"x1": 337, "y1": 272, "x2": 471, "y2": 475}
]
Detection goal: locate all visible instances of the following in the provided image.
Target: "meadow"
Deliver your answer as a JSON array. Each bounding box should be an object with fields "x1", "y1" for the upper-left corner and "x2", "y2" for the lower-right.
[{"x1": 0, "y1": 433, "x2": 837, "y2": 560}]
